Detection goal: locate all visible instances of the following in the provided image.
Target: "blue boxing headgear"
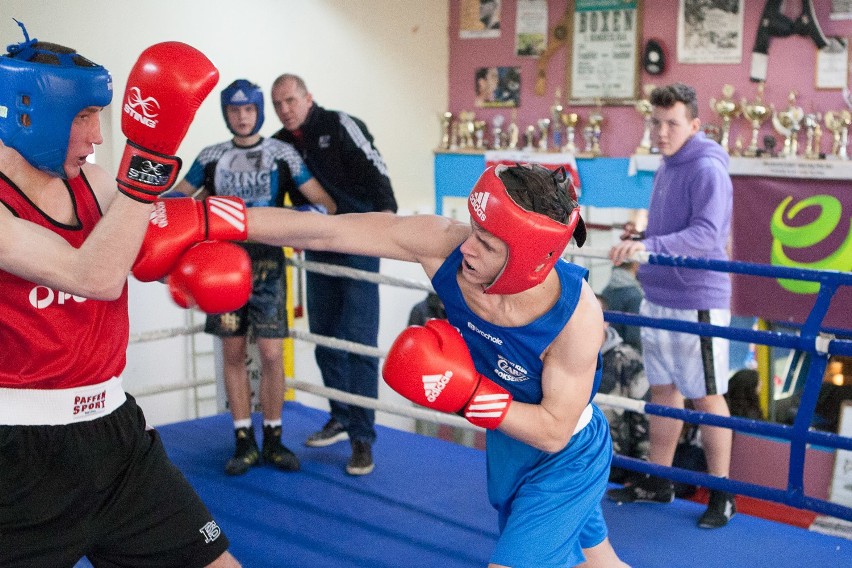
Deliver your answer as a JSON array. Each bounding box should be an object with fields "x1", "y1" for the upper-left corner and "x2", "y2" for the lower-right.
[
  {"x1": 220, "y1": 79, "x2": 264, "y2": 136},
  {"x1": 0, "y1": 21, "x2": 112, "y2": 177}
]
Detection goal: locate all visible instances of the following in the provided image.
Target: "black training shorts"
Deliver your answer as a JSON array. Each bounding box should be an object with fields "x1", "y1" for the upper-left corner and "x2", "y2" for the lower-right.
[{"x1": 0, "y1": 395, "x2": 230, "y2": 568}]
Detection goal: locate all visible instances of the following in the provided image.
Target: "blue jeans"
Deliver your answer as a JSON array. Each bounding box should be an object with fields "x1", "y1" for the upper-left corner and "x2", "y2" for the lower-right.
[{"x1": 305, "y1": 251, "x2": 379, "y2": 444}]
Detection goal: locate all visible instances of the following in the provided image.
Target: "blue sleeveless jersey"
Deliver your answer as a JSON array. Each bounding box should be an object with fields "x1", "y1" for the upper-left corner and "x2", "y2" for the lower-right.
[{"x1": 432, "y1": 247, "x2": 611, "y2": 564}]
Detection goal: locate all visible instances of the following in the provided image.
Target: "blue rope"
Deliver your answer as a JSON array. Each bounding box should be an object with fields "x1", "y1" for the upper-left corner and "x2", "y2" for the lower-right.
[{"x1": 603, "y1": 251, "x2": 852, "y2": 521}]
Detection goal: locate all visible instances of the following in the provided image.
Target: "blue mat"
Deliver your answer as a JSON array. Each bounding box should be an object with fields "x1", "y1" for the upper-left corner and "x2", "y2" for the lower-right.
[{"x1": 80, "y1": 402, "x2": 850, "y2": 567}]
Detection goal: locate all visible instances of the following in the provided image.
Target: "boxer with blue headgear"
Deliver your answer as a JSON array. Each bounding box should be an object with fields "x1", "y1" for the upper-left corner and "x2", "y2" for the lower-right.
[
  {"x1": 0, "y1": 20, "x2": 112, "y2": 177},
  {"x1": 220, "y1": 79, "x2": 264, "y2": 136}
]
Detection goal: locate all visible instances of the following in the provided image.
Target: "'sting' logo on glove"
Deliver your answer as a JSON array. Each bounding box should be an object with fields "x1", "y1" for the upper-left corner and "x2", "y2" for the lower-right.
[
  {"x1": 124, "y1": 86, "x2": 160, "y2": 128},
  {"x1": 422, "y1": 371, "x2": 453, "y2": 403}
]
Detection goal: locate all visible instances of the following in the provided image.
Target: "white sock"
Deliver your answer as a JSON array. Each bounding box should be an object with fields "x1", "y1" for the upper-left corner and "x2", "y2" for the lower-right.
[
  {"x1": 263, "y1": 419, "x2": 282, "y2": 428},
  {"x1": 234, "y1": 418, "x2": 252, "y2": 430}
]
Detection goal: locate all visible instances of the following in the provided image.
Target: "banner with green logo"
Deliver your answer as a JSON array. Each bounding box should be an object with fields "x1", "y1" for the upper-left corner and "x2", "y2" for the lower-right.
[{"x1": 732, "y1": 176, "x2": 852, "y2": 328}]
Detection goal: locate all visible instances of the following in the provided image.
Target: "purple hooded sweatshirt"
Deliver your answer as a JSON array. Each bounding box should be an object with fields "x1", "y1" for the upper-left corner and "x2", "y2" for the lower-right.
[{"x1": 638, "y1": 131, "x2": 732, "y2": 309}]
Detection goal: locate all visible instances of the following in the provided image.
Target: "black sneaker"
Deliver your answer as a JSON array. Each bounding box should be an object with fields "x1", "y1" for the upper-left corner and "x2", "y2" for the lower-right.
[
  {"x1": 262, "y1": 425, "x2": 300, "y2": 472},
  {"x1": 698, "y1": 489, "x2": 736, "y2": 528},
  {"x1": 607, "y1": 474, "x2": 675, "y2": 504},
  {"x1": 305, "y1": 418, "x2": 348, "y2": 447},
  {"x1": 224, "y1": 426, "x2": 260, "y2": 476},
  {"x1": 346, "y1": 440, "x2": 374, "y2": 476}
]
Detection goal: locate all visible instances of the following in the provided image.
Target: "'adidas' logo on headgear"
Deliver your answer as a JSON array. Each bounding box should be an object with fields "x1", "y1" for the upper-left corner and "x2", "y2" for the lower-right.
[
  {"x1": 469, "y1": 191, "x2": 489, "y2": 222},
  {"x1": 229, "y1": 90, "x2": 250, "y2": 103},
  {"x1": 422, "y1": 371, "x2": 453, "y2": 403}
]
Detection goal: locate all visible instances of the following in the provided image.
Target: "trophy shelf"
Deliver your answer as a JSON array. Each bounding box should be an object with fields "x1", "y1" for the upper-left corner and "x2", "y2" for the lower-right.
[{"x1": 631, "y1": 154, "x2": 852, "y2": 181}]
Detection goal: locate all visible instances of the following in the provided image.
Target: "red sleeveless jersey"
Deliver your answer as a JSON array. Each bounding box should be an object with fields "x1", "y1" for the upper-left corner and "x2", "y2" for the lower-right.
[{"x1": 0, "y1": 172, "x2": 128, "y2": 389}]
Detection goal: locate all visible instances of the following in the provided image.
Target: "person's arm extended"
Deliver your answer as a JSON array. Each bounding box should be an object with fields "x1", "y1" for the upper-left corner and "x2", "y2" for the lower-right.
[
  {"x1": 247, "y1": 207, "x2": 466, "y2": 273},
  {"x1": 498, "y1": 281, "x2": 603, "y2": 453},
  {"x1": 0, "y1": 190, "x2": 152, "y2": 300}
]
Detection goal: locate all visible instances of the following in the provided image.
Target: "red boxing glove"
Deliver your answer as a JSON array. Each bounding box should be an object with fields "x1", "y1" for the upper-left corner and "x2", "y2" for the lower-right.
[
  {"x1": 132, "y1": 196, "x2": 247, "y2": 282},
  {"x1": 382, "y1": 319, "x2": 512, "y2": 429},
  {"x1": 117, "y1": 42, "x2": 219, "y2": 203},
  {"x1": 167, "y1": 241, "x2": 252, "y2": 314}
]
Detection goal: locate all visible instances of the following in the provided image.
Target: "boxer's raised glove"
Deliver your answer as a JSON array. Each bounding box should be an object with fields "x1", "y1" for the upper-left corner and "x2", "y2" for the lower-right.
[
  {"x1": 132, "y1": 196, "x2": 247, "y2": 282},
  {"x1": 166, "y1": 241, "x2": 252, "y2": 314},
  {"x1": 117, "y1": 42, "x2": 219, "y2": 203},
  {"x1": 382, "y1": 319, "x2": 512, "y2": 429}
]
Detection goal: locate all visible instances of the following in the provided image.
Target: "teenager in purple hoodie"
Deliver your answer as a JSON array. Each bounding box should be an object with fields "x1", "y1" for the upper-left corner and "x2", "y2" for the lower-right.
[{"x1": 607, "y1": 83, "x2": 736, "y2": 529}]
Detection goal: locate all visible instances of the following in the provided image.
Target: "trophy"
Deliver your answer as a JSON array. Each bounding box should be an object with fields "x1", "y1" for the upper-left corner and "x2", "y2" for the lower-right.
[
  {"x1": 438, "y1": 112, "x2": 453, "y2": 150},
  {"x1": 709, "y1": 84, "x2": 740, "y2": 154},
  {"x1": 550, "y1": 89, "x2": 564, "y2": 149},
  {"x1": 560, "y1": 112, "x2": 580, "y2": 154},
  {"x1": 523, "y1": 125, "x2": 536, "y2": 151},
  {"x1": 634, "y1": 84, "x2": 655, "y2": 154},
  {"x1": 537, "y1": 118, "x2": 551, "y2": 152},
  {"x1": 741, "y1": 82, "x2": 771, "y2": 157},
  {"x1": 586, "y1": 102, "x2": 604, "y2": 157},
  {"x1": 802, "y1": 112, "x2": 822, "y2": 159},
  {"x1": 824, "y1": 110, "x2": 851, "y2": 160},
  {"x1": 491, "y1": 114, "x2": 505, "y2": 150},
  {"x1": 456, "y1": 111, "x2": 476, "y2": 150},
  {"x1": 507, "y1": 110, "x2": 520, "y2": 149},
  {"x1": 473, "y1": 120, "x2": 486, "y2": 150},
  {"x1": 771, "y1": 91, "x2": 804, "y2": 158}
]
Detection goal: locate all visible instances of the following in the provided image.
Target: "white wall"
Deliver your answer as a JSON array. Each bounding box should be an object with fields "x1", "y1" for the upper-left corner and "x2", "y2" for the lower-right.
[{"x1": 2, "y1": 1, "x2": 449, "y2": 426}]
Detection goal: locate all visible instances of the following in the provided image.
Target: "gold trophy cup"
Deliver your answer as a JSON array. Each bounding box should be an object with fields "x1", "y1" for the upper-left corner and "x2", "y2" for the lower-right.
[
  {"x1": 741, "y1": 83, "x2": 771, "y2": 157},
  {"x1": 771, "y1": 91, "x2": 804, "y2": 158},
  {"x1": 634, "y1": 84, "x2": 655, "y2": 154},
  {"x1": 709, "y1": 84, "x2": 740, "y2": 154},
  {"x1": 824, "y1": 110, "x2": 851, "y2": 160},
  {"x1": 560, "y1": 112, "x2": 579, "y2": 154}
]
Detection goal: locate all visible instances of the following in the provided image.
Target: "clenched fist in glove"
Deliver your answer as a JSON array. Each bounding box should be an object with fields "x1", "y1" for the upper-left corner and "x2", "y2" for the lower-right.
[
  {"x1": 117, "y1": 42, "x2": 219, "y2": 203},
  {"x1": 132, "y1": 196, "x2": 247, "y2": 282},
  {"x1": 382, "y1": 319, "x2": 512, "y2": 429},
  {"x1": 167, "y1": 241, "x2": 252, "y2": 314}
]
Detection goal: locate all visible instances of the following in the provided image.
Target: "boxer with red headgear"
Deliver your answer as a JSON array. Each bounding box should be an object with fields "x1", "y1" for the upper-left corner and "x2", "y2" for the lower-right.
[
  {"x1": 225, "y1": 162, "x2": 627, "y2": 566},
  {"x1": 0, "y1": 21, "x2": 240, "y2": 567}
]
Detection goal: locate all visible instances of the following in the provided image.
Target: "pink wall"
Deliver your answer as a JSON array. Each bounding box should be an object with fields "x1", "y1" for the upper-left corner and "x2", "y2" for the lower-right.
[{"x1": 449, "y1": 1, "x2": 852, "y2": 157}]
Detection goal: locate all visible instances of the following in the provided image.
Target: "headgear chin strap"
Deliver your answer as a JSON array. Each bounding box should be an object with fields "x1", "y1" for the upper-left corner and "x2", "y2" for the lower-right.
[
  {"x1": 467, "y1": 165, "x2": 583, "y2": 295},
  {"x1": 220, "y1": 79, "x2": 264, "y2": 136},
  {"x1": 0, "y1": 20, "x2": 112, "y2": 178}
]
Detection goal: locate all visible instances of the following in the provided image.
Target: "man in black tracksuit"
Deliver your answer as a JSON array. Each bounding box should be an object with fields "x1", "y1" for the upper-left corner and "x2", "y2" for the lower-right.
[{"x1": 271, "y1": 73, "x2": 397, "y2": 475}]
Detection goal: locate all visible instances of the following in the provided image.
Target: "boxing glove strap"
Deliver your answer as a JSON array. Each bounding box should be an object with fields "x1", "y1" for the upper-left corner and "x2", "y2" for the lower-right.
[{"x1": 116, "y1": 140, "x2": 182, "y2": 203}]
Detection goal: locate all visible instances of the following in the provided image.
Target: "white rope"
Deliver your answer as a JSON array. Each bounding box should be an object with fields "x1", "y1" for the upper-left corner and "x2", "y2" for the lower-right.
[
  {"x1": 289, "y1": 329, "x2": 385, "y2": 358},
  {"x1": 288, "y1": 257, "x2": 434, "y2": 293},
  {"x1": 129, "y1": 324, "x2": 205, "y2": 344},
  {"x1": 287, "y1": 379, "x2": 479, "y2": 431},
  {"x1": 563, "y1": 246, "x2": 649, "y2": 264}
]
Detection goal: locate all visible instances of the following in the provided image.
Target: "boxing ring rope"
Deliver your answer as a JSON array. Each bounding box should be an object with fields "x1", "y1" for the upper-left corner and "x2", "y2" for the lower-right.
[{"x1": 128, "y1": 249, "x2": 852, "y2": 522}]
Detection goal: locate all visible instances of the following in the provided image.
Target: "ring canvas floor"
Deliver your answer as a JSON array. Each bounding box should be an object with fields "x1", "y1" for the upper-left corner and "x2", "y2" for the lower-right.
[{"x1": 76, "y1": 402, "x2": 849, "y2": 568}]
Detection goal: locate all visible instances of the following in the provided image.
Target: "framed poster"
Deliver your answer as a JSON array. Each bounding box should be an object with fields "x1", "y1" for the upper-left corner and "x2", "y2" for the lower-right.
[
  {"x1": 565, "y1": 0, "x2": 642, "y2": 106},
  {"x1": 677, "y1": 0, "x2": 743, "y2": 65},
  {"x1": 816, "y1": 38, "x2": 849, "y2": 90}
]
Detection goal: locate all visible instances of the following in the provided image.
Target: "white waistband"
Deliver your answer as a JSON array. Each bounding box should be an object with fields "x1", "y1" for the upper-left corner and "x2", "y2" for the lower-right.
[
  {"x1": 0, "y1": 376, "x2": 126, "y2": 426},
  {"x1": 572, "y1": 403, "x2": 594, "y2": 437}
]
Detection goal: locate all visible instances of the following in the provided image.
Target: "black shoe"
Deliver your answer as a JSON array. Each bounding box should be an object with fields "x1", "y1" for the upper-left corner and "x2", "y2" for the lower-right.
[
  {"x1": 346, "y1": 440, "x2": 374, "y2": 476},
  {"x1": 698, "y1": 489, "x2": 736, "y2": 528},
  {"x1": 224, "y1": 426, "x2": 260, "y2": 476},
  {"x1": 262, "y1": 425, "x2": 300, "y2": 472},
  {"x1": 607, "y1": 474, "x2": 675, "y2": 504},
  {"x1": 305, "y1": 418, "x2": 349, "y2": 448}
]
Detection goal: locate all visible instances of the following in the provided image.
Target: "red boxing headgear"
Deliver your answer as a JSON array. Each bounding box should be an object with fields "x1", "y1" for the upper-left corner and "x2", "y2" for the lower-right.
[{"x1": 467, "y1": 165, "x2": 582, "y2": 295}]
